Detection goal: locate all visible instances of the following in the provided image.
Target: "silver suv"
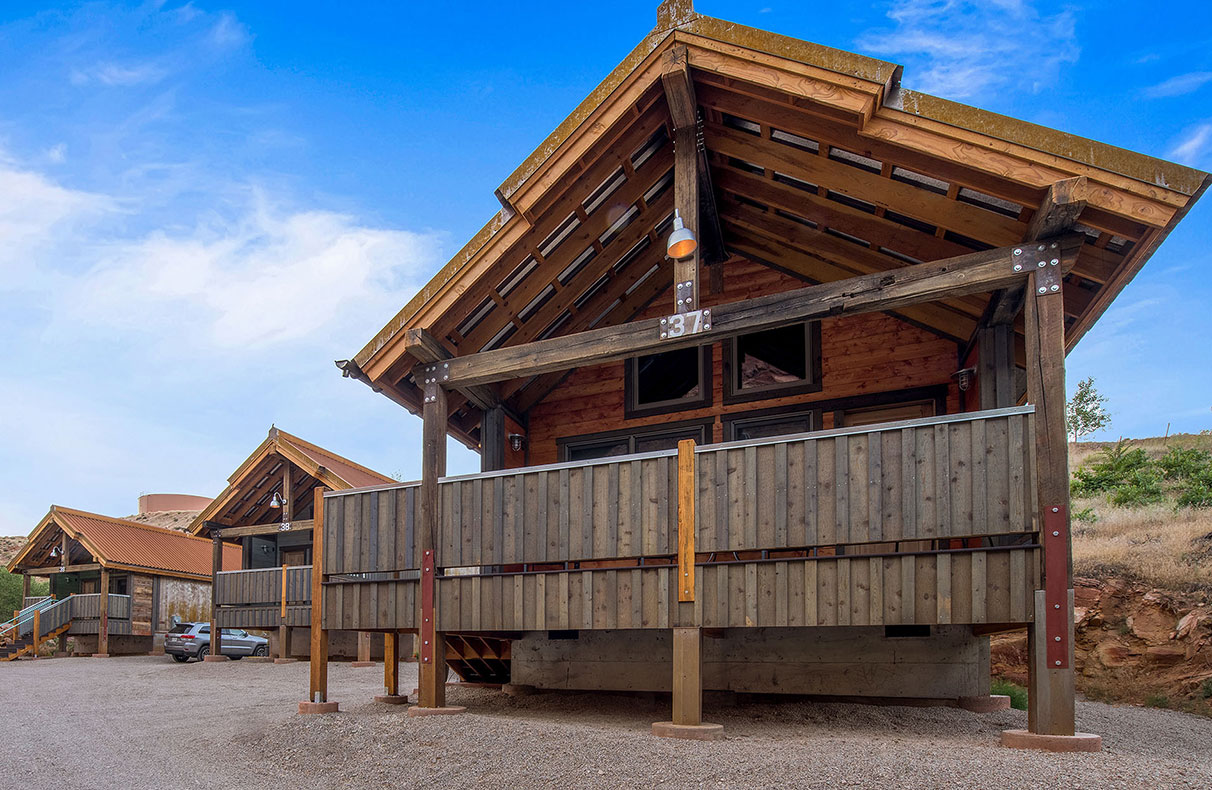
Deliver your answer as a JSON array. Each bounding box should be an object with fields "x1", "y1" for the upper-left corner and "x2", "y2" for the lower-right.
[{"x1": 164, "y1": 622, "x2": 269, "y2": 662}]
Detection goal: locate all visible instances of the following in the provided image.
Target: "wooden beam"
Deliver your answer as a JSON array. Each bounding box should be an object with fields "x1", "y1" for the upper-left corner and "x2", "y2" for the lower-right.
[
  {"x1": 978, "y1": 323, "x2": 1015, "y2": 409},
  {"x1": 384, "y1": 631, "x2": 400, "y2": 697},
  {"x1": 22, "y1": 563, "x2": 100, "y2": 576},
  {"x1": 436, "y1": 235, "x2": 1082, "y2": 388},
  {"x1": 404, "y1": 328, "x2": 500, "y2": 411},
  {"x1": 481, "y1": 406, "x2": 506, "y2": 472},
  {"x1": 281, "y1": 459, "x2": 293, "y2": 521},
  {"x1": 671, "y1": 627, "x2": 702, "y2": 726},
  {"x1": 216, "y1": 520, "x2": 314, "y2": 539},
  {"x1": 417, "y1": 378, "x2": 447, "y2": 709},
  {"x1": 677, "y1": 440, "x2": 696, "y2": 603},
  {"x1": 308, "y1": 486, "x2": 329, "y2": 703},
  {"x1": 1024, "y1": 269, "x2": 1075, "y2": 737}
]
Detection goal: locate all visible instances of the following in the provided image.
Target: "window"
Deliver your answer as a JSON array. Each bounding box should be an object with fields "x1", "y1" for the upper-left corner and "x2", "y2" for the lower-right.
[
  {"x1": 726, "y1": 409, "x2": 817, "y2": 442},
  {"x1": 835, "y1": 399, "x2": 936, "y2": 428},
  {"x1": 623, "y1": 346, "x2": 711, "y2": 418},
  {"x1": 724, "y1": 322, "x2": 821, "y2": 403},
  {"x1": 560, "y1": 421, "x2": 711, "y2": 462}
]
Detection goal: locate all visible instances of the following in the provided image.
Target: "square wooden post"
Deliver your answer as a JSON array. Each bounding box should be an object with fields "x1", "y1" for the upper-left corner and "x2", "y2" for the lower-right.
[
  {"x1": 32, "y1": 608, "x2": 41, "y2": 658},
  {"x1": 97, "y1": 567, "x2": 110, "y2": 657},
  {"x1": 1024, "y1": 264, "x2": 1076, "y2": 737},
  {"x1": 481, "y1": 405, "x2": 506, "y2": 472},
  {"x1": 208, "y1": 530, "x2": 223, "y2": 659},
  {"x1": 409, "y1": 374, "x2": 464, "y2": 717},
  {"x1": 354, "y1": 631, "x2": 374, "y2": 666},
  {"x1": 277, "y1": 563, "x2": 288, "y2": 659},
  {"x1": 301, "y1": 486, "x2": 336, "y2": 713},
  {"x1": 375, "y1": 631, "x2": 407, "y2": 704}
]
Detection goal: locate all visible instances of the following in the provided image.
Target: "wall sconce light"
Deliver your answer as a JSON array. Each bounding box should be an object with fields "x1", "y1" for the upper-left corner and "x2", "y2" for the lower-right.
[
  {"x1": 270, "y1": 492, "x2": 285, "y2": 509},
  {"x1": 666, "y1": 209, "x2": 697, "y2": 260},
  {"x1": 952, "y1": 367, "x2": 976, "y2": 392},
  {"x1": 508, "y1": 433, "x2": 527, "y2": 453}
]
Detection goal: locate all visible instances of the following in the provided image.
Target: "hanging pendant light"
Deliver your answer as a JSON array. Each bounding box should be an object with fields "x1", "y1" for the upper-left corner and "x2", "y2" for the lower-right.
[{"x1": 666, "y1": 209, "x2": 698, "y2": 260}]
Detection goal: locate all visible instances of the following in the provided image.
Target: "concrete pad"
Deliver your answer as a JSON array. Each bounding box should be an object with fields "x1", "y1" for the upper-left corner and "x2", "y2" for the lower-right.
[
  {"x1": 1000, "y1": 729, "x2": 1102, "y2": 752},
  {"x1": 202, "y1": 655, "x2": 229, "y2": 663},
  {"x1": 374, "y1": 695, "x2": 411, "y2": 705},
  {"x1": 958, "y1": 695, "x2": 1012, "y2": 713},
  {"x1": 652, "y1": 721, "x2": 725, "y2": 741},
  {"x1": 273, "y1": 658, "x2": 299, "y2": 664},
  {"x1": 351, "y1": 661, "x2": 376, "y2": 668},
  {"x1": 502, "y1": 683, "x2": 537, "y2": 697},
  {"x1": 244, "y1": 656, "x2": 273, "y2": 663},
  {"x1": 407, "y1": 705, "x2": 467, "y2": 718},
  {"x1": 90, "y1": 653, "x2": 110, "y2": 658},
  {"x1": 297, "y1": 701, "x2": 340, "y2": 715}
]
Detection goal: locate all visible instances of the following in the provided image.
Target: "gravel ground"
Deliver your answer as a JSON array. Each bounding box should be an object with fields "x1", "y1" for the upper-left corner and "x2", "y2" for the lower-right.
[{"x1": 4, "y1": 656, "x2": 1211, "y2": 789}]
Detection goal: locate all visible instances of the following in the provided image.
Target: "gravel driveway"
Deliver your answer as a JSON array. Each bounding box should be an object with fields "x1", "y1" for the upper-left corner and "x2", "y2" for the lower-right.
[{"x1": 4, "y1": 655, "x2": 1210, "y2": 789}]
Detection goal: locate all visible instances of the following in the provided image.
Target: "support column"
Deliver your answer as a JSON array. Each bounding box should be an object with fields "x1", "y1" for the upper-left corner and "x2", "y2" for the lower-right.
[
  {"x1": 32, "y1": 608, "x2": 41, "y2": 659},
  {"x1": 277, "y1": 563, "x2": 288, "y2": 660},
  {"x1": 205, "y1": 529, "x2": 226, "y2": 662},
  {"x1": 654, "y1": 440, "x2": 722, "y2": 740},
  {"x1": 376, "y1": 632, "x2": 407, "y2": 704},
  {"x1": 1001, "y1": 263, "x2": 1100, "y2": 752},
  {"x1": 480, "y1": 405, "x2": 506, "y2": 473},
  {"x1": 96, "y1": 567, "x2": 110, "y2": 658},
  {"x1": 409, "y1": 374, "x2": 464, "y2": 717},
  {"x1": 977, "y1": 322, "x2": 1015, "y2": 410},
  {"x1": 300, "y1": 486, "x2": 337, "y2": 713},
  {"x1": 22, "y1": 573, "x2": 30, "y2": 601},
  {"x1": 353, "y1": 631, "x2": 374, "y2": 667}
]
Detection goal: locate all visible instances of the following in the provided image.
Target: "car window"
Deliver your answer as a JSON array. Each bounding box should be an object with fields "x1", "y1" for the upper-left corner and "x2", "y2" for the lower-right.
[
  {"x1": 168, "y1": 623, "x2": 191, "y2": 634},
  {"x1": 199, "y1": 625, "x2": 210, "y2": 634}
]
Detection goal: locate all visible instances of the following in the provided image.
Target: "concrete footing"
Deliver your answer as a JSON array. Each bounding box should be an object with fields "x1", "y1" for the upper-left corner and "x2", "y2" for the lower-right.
[
  {"x1": 374, "y1": 695, "x2": 411, "y2": 705},
  {"x1": 90, "y1": 653, "x2": 110, "y2": 658},
  {"x1": 273, "y1": 658, "x2": 299, "y2": 664},
  {"x1": 502, "y1": 683, "x2": 537, "y2": 697},
  {"x1": 1000, "y1": 729, "x2": 1102, "y2": 752},
  {"x1": 297, "y1": 701, "x2": 340, "y2": 715},
  {"x1": 202, "y1": 655, "x2": 229, "y2": 662},
  {"x1": 407, "y1": 705, "x2": 467, "y2": 718},
  {"x1": 651, "y1": 721, "x2": 726, "y2": 741},
  {"x1": 351, "y1": 661, "x2": 376, "y2": 668},
  {"x1": 244, "y1": 656, "x2": 273, "y2": 663},
  {"x1": 958, "y1": 695, "x2": 1012, "y2": 713}
]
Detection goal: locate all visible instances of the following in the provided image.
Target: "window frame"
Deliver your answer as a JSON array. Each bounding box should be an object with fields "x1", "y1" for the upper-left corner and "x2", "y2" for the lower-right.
[
  {"x1": 623, "y1": 345, "x2": 713, "y2": 419},
  {"x1": 722, "y1": 321, "x2": 822, "y2": 405},
  {"x1": 558, "y1": 418, "x2": 714, "y2": 463}
]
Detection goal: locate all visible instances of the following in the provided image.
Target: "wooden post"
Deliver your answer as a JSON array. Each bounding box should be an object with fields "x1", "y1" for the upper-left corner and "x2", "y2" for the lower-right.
[
  {"x1": 282, "y1": 462, "x2": 293, "y2": 521},
  {"x1": 32, "y1": 608, "x2": 41, "y2": 658},
  {"x1": 672, "y1": 627, "x2": 702, "y2": 726},
  {"x1": 210, "y1": 531, "x2": 223, "y2": 657},
  {"x1": 481, "y1": 405, "x2": 506, "y2": 472},
  {"x1": 357, "y1": 631, "x2": 372, "y2": 663},
  {"x1": 22, "y1": 573, "x2": 30, "y2": 600},
  {"x1": 278, "y1": 563, "x2": 288, "y2": 659},
  {"x1": 977, "y1": 323, "x2": 1015, "y2": 410},
  {"x1": 671, "y1": 128, "x2": 699, "y2": 313},
  {"x1": 384, "y1": 631, "x2": 400, "y2": 696},
  {"x1": 418, "y1": 376, "x2": 447, "y2": 709},
  {"x1": 677, "y1": 439, "x2": 696, "y2": 603},
  {"x1": 308, "y1": 486, "x2": 330, "y2": 704},
  {"x1": 98, "y1": 567, "x2": 110, "y2": 656},
  {"x1": 1024, "y1": 264, "x2": 1076, "y2": 737}
]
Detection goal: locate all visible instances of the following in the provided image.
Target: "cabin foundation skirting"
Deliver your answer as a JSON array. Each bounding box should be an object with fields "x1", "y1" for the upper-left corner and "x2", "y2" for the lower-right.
[
  {"x1": 511, "y1": 626, "x2": 990, "y2": 699},
  {"x1": 272, "y1": 627, "x2": 390, "y2": 661},
  {"x1": 70, "y1": 634, "x2": 153, "y2": 657}
]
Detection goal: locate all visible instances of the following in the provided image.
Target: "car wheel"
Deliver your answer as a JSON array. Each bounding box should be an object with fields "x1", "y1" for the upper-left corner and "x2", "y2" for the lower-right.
[
  {"x1": 198, "y1": 646, "x2": 209, "y2": 660},
  {"x1": 171, "y1": 654, "x2": 189, "y2": 663},
  {"x1": 229, "y1": 655, "x2": 242, "y2": 660},
  {"x1": 254, "y1": 645, "x2": 268, "y2": 657}
]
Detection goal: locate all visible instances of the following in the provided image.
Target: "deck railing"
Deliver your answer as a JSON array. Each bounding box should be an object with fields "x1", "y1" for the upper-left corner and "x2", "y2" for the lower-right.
[
  {"x1": 64, "y1": 593, "x2": 132, "y2": 635},
  {"x1": 321, "y1": 406, "x2": 1039, "y2": 631},
  {"x1": 214, "y1": 566, "x2": 312, "y2": 628}
]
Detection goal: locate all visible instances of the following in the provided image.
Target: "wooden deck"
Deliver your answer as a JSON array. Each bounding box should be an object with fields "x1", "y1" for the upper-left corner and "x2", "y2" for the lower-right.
[
  {"x1": 318, "y1": 406, "x2": 1038, "y2": 633},
  {"x1": 213, "y1": 565, "x2": 312, "y2": 628}
]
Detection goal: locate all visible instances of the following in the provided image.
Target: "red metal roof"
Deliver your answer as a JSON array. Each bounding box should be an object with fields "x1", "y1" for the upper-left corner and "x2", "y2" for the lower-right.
[
  {"x1": 53, "y1": 507, "x2": 240, "y2": 578},
  {"x1": 277, "y1": 431, "x2": 394, "y2": 489}
]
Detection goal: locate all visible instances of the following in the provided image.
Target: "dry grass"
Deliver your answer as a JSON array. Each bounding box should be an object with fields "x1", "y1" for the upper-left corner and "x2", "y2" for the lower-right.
[
  {"x1": 1072, "y1": 495, "x2": 1212, "y2": 594},
  {"x1": 1070, "y1": 432, "x2": 1212, "y2": 470}
]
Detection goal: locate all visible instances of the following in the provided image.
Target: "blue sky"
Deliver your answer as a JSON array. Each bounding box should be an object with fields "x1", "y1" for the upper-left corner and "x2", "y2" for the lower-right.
[{"x1": 1, "y1": 1, "x2": 1209, "y2": 534}]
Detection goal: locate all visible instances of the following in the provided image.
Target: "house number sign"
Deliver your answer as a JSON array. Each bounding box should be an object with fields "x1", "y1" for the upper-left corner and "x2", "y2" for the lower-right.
[{"x1": 659, "y1": 308, "x2": 711, "y2": 340}]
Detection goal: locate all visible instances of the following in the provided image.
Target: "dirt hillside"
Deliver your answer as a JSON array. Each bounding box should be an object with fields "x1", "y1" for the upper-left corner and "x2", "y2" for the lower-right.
[{"x1": 1, "y1": 536, "x2": 25, "y2": 566}]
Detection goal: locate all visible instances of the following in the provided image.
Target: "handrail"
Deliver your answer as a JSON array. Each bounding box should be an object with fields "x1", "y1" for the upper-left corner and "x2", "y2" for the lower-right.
[{"x1": 2, "y1": 595, "x2": 65, "y2": 639}]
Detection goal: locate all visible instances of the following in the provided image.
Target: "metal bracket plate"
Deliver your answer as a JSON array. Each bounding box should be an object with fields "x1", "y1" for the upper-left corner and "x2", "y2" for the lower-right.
[
  {"x1": 420, "y1": 549, "x2": 435, "y2": 665},
  {"x1": 1043, "y1": 504, "x2": 1069, "y2": 669}
]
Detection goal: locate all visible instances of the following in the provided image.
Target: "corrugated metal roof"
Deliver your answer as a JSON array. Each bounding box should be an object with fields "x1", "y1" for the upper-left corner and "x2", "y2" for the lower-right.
[
  {"x1": 54, "y1": 506, "x2": 240, "y2": 578},
  {"x1": 278, "y1": 432, "x2": 394, "y2": 489}
]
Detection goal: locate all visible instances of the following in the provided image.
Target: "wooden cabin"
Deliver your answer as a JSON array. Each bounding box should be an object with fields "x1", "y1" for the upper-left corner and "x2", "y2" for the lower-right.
[
  {"x1": 4, "y1": 506, "x2": 239, "y2": 659},
  {"x1": 305, "y1": 1, "x2": 1208, "y2": 742},
  {"x1": 188, "y1": 427, "x2": 396, "y2": 661}
]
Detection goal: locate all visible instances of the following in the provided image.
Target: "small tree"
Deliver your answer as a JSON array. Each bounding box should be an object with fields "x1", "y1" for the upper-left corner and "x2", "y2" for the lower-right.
[{"x1": 1066, "y1": 377, "x2": 1110, "y2": 442}]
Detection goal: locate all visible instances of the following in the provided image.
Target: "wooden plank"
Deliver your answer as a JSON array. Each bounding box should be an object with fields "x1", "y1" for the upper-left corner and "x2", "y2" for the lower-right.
[
  {"x1": 677, "y1": 440, "x2": 696, "y2": 603},
  {"x1": 972, "y1": 550, "x2": 988, "y2": 625},
  {"x1": 308, "y1": 487, "x2": 328, "y2": 703},
  {"x1": 436, "y1": 236, "x2": 1081, "y2": 387}
]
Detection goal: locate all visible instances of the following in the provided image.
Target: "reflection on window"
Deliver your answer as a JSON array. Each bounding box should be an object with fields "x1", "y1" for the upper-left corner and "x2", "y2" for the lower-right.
[
  {"x1": 736, "y1": 325, "x2": 808, "y2": 391},
  {"x1": 625, "y1": 346, "x2": 711, "y2": 417}
]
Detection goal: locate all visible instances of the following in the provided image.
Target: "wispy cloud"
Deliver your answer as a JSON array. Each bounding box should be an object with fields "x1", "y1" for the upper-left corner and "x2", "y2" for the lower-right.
[
  {"x1": 1144, "y1": 71, "x2": 1212, "y2": 98},
  {"x1": 857, "y1": 0, "x2": 1079, "y2": 98},
  {"x1": 1170, "y1": 123, "x2": 1212, "y2": 165},
  {"x1": 70, "y1": 61, "x2": 168, "y2": 87},
  {"x1": 208, "y1": 11, "x2": 250, "y2": 48}
]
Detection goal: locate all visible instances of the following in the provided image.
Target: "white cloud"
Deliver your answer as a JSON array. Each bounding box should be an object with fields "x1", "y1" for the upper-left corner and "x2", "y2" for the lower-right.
[
  {"x1": 857, "y1": 0, "x2": 1079, "y2": 98},
  {"x1": 70, "y1": 61, "x2": 168, "y2": 87},
  {"x1": 46, "y1": 143, "x2": 67, "y2": 163},
  {"x1": 208, "y1": 11, "x2": 250, "y2": 48},
  {"x1": 1145, "y1": 71, "x2": 1212, "y2": 98},
  {"x1": 1170, "y1": 123, "x2": 1212, "y2": 165}
]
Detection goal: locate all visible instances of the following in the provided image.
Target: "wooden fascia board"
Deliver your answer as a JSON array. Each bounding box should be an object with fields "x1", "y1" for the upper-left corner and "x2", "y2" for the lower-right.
[
  {"x1": 427, "y1": 235, "x2": 1082, "y2": 387},
  {"x1": 215, "y1": 519, "x2": 315, "y2": 539},
  {"x1": 5, "y1": 510, "x2": 59, "y2": 572},
  {"x1": 21, "y1": 563, "x2": 102, "y2": 576},
  {"x1": 276, "y1": 431, "x2": 393, "y2": 487},
  {"x1": 273, "y1": 442, "x2": 351, "y2": 491},
  {"x1": 101, "y1": 561, "x2": 213, "y2": 582}
]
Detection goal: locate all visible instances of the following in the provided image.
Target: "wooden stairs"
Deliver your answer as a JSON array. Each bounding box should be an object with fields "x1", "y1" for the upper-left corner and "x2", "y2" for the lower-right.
[
  {"x1": 444, "y1": 635, "x2": 511, "y2": 683},
  {"x1": 0, "y1": 623, "x2": 69, "y2": 661}
]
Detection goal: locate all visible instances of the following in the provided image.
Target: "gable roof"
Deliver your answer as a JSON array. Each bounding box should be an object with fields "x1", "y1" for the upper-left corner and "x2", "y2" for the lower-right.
[
  {"x1": 7, "y1": 506, "x2": 240, "y2": 581},
  {"x1": 187, "y1": 427, "x2": 394, "y2": 535},
  {"x1": 344, "y1": 0, "x2": 1208, "y2": 449}
]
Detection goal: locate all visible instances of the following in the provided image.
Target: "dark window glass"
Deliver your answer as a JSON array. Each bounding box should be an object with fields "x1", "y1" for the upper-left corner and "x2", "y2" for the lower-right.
[
  {"x1": 735, "y1": 324, "x2": 807, "y2": 391},
  {"x1": 566, "y1": 440, "x2": 630, "y2": 462},
  {"x1": 730, "y1": 411, "x2": 815, "y2": 441},
  {"x1": 636, "y1": 347, "x2": 702, "y2": 405}
]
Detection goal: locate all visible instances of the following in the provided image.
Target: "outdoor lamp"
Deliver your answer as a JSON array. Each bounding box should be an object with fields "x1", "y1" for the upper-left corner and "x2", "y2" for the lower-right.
[
  {"x1": 666, "y1": 209, "x2": 697, "y2": 259},
  {"x1": 270, "y1": 492, "x2": 285, "y2": 509}
]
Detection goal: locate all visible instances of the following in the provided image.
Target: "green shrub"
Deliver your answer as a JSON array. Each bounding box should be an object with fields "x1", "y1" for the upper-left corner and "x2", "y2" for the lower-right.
[
  {"x1": 1176, "y1": 468, "x2": 1212, "y2": 509},
  {"x1": 1071, "y1": 440, "x2": 1153, "y2": 497},
  {"x1": 1145, "y1": 694, "x2": 1170, "y2": 709},
  {"x1": 1157, "y1": 447, "x2": 1212, "y2": 480},
  {"x1": 1073, "y1": 506, "x2": 1098, "y2": 524},
  {"x1": 991, "y1": 679, "x2": 1028, "y2": 710},
  {"x1": 1201, "y1": 679, "x2": 1212, "y2": 699},
  {"x1": 1108, "y1": 467, "x2": 1165, "y2": 508}
]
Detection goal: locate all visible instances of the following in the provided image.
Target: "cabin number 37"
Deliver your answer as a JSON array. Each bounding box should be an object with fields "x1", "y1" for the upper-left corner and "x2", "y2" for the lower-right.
[{"x1": 659, "y1": 308, "x2": 711, "y2": 340}]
